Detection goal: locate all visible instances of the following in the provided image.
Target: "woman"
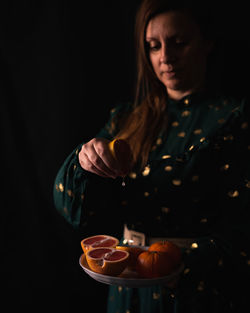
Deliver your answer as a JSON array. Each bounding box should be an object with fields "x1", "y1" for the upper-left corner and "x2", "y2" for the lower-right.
[{"x1": 54, "y1": 0, "x2": 250, "y2": 312}]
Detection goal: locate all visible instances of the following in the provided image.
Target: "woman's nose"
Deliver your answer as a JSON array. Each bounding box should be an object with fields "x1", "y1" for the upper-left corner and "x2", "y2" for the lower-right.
[{"x1": 160, "y1": 45, "x2": 174, "y2": 64}]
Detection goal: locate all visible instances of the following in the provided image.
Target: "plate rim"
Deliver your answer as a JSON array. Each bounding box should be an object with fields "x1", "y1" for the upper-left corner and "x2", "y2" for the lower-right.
[{"x1": 79, "y1": 254, "x2": 184, "y2": 288}]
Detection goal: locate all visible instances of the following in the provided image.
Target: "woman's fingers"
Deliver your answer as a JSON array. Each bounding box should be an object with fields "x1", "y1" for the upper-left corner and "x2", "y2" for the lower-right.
[
  {"x1": 93, "y1": 138, "x2": 122, "y2": 174},
  {"x1": 78, "y1": 138, "x2": 120, "y2": 178},
  {"x1": 79, "y1": 152, "x2": 112, "y2": 178}
]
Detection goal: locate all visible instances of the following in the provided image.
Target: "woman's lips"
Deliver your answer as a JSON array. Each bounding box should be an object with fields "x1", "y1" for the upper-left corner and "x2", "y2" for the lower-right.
[{"x1": 161, "y1": 70, "x2": 178, "y2": 79}]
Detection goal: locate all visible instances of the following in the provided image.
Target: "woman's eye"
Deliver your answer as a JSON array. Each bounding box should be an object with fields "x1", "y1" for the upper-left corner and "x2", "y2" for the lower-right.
[
  {"x1": 146, "y1": 41, "x2": 160, "y2": 51},
  {"x1": 146, "y1": 39, "x2": 188, "y2": 52},
  {"x1": 149, "y1": 44, "x2": 160, "y2": 51},
  {"x1": 150, "y1": 45, "x2": 160, "y2": 51}
]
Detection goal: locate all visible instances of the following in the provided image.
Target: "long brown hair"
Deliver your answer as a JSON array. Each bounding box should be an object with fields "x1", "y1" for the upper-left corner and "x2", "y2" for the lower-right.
[{"x1": 115, "y1": 0, "x2": 215, "y2": 169}]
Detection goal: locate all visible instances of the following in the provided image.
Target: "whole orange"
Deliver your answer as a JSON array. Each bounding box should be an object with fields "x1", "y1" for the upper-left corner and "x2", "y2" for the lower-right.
[
  {"x1": 136, "y1": 250, "x2": 174, "y2": 278},
  {"x1": 148, "y1": 240, "x2": 182, "y2": 266}
]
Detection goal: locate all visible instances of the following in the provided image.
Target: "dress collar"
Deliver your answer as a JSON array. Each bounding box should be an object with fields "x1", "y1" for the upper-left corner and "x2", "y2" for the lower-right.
[{"x1": 167, "y1": 90, "x2": 215, "y2": 108}]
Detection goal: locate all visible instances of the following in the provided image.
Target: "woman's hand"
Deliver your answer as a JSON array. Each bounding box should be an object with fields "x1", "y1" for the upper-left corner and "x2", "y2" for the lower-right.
[{"x1": 78, "y1": 138, "x2": 122, "y2": 178}]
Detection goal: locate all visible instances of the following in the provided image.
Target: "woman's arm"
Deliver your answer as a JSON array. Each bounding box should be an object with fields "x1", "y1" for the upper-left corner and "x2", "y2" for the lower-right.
[
  {"x1": 53, "y1": 143, "x2": 90, "y2": 227},
  {"x1": 53, "y1": 103, "x2": 131, "y2": 228}
]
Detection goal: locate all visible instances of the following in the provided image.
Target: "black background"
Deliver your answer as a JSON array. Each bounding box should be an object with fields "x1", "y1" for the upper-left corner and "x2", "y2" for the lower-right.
[{"x1": 1, "y1": 1, "x2": 249, "y2": 311}]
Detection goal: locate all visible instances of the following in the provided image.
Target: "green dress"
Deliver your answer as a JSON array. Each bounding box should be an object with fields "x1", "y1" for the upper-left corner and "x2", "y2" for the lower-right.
[{"x1": 54, "y1": 91, "x2": 250, "y2": 313}]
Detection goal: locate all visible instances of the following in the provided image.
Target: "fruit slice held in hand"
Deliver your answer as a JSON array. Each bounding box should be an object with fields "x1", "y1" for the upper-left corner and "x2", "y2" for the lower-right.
[
  {"x1": 136, "y1": 241, "x2": 182, "y2": 278},
  {"x1": 108, "y1": 139, "x2": 133, "y2": 176},
  {"x1": 86, "y1": 247, "x2": 129, "y2": 276},
  {"x1": 81, "y1": 235, "x2": 119, "y2": 254},
  {"x1": 116, "y1": 245, "x2": 144, "y2": 270}
]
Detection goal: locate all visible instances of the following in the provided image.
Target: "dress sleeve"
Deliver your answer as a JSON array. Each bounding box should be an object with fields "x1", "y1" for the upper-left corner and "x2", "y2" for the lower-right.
[
  {"x1": 177, "y1": 99, "x2": 250, "y2": 303},
  {"x1": 53, "y1": 103, "x2": 131, "y2": 228},
  {"x1": 53, "y1": 143, "x2": 88, "y2": 227}
]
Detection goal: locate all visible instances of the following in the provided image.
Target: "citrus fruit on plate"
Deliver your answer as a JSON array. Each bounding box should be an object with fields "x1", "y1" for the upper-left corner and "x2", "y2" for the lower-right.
[
  {"x1": 136, "y1": 241, "x2": 182, "y2": 278},
  {"x1": 81, "y1": 235, "x2": 119, "y2": 254},
  {"x1": 116, "y1": 245, "x2": 144, "y2": 270},
  {"x1": 79, "y1": 253, "x2": 184, "y2": 288},
  {"x1": 148, "y1": 240, "x2": 182, "y2": 265},
  {"x1": 85, "y1": 247, "x2": 129, "y2": 276},
  {"x1": 136, "y1": 250, "x2": 175, "y2": 278}
]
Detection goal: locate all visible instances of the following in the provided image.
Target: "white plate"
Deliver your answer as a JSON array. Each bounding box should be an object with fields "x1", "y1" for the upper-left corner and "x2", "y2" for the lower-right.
[{"x1": 79, "y1": 254, "x2": 184, "y2": 288}]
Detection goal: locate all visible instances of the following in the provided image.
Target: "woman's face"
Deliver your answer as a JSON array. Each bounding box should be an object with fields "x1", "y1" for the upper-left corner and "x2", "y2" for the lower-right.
[{"x1": 146, "y1": 10, "x2": 212, "y2": 99}]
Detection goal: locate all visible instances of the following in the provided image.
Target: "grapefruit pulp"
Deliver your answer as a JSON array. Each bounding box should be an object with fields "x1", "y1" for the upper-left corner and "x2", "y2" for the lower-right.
[
  {"x1": 86, "y1": 247, "x2": 129, "y2": 276},
  {"x1": 81, "y1": 235, "x2": 119, "y2": 254}
]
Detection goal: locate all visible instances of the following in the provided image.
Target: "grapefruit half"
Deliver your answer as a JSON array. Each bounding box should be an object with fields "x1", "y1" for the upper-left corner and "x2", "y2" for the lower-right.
[
  {"x1": 86, "y1": 247, "x2": 129, "y2": 276},
  {"x1": 81, "y1": 235, "x2": 119, "y2": 254}
]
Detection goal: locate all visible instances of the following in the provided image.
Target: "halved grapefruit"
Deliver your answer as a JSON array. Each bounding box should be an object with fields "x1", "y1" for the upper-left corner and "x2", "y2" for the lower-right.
[
  {"x1": 81, "y1": 235, "x2": 119, "y2": 254},
  {"x1": 86, "y1": 247, "x2": 129, "y2": 276}
]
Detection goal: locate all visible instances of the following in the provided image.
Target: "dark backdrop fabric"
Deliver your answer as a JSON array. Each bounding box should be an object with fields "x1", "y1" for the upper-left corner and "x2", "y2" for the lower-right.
[
  {"x1": 0, "y1": 1, "x2": 139, "y2": 310},
  {"x1": 0, "y1": 0, "x2": 249, "y2": 311}
]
